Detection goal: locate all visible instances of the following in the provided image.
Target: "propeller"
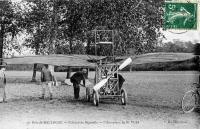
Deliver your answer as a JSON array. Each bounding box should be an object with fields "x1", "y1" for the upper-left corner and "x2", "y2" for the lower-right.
[{"x1": 93, "y1": 57, "x2": 132, "y2": 91}]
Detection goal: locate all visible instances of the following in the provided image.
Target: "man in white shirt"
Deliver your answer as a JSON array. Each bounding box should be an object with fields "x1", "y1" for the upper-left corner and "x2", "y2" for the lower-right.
[
  {"x1": 41, "y1": 64, "x2": 56, "y2": 100},
  {"x1": 0, "y1": 65, "x2": 6, "y2": 103}
]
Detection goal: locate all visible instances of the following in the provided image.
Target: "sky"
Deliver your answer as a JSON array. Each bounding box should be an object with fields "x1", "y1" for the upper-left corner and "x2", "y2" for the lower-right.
[
  {"x1": 162, "y1": 30, "x2": 200, "y2": 43},
  {"x1": 11, "y1": 0, "x2": 22, "y2": 2}
]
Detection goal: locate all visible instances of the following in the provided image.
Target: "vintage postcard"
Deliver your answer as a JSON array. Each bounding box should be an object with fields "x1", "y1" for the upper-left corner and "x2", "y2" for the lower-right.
[{"x1": 0, "y1": 0, "x2": 200, "y2": 129}]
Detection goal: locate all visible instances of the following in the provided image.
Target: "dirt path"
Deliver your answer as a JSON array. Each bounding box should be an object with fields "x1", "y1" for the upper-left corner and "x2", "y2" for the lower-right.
[{"x1": 0, "y1": 71, "x2": 199, "y2": 129}]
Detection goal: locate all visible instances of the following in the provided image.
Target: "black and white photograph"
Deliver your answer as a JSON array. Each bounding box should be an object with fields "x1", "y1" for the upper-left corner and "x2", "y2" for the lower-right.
[{"x1": 0, "y1": 0, "x2": 200, "y2": 129}]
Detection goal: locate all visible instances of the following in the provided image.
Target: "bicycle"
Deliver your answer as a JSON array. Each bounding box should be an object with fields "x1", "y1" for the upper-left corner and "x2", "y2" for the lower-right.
[{"x1": 182, "y1": 83, "x2": 200, "y2": 113}]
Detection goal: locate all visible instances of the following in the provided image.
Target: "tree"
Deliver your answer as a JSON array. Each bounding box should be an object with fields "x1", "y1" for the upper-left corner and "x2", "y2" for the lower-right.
[
  {"x1": 22, "y1": 0, "x2": 49, "y2": 54},
  {"x1": 22, "y1": 0, "x2": 53, "y2": 81},
  {"x1": 47, "y1": 0, "x2": 164, "y2": 56},
  {"x1": 80, "y1": 0, "x2": 164, "y2": 56},
  {"x1": 19, "y1": 0, "x2": 165, "y2": 57},
  {"x1": 0, "y1": 1, "x2": 21, "y2": 64},
  {"x1": 155, "y1": 40, "x2": 195, "y2": 53},
  {"x1": 57, "y1": 0, "x2": 85, "y2": 54}
]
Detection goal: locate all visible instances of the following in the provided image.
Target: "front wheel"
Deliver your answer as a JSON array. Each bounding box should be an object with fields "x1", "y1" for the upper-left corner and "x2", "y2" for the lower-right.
[
  {"x1": 121, "y1": 89, "x2": 127, "y2": 105},
  {"x1": 182, "y1": 90, "x2": 198, "y2": 113},
  {"x1": 93, "y1": 90, "x2": 99, "y2": 106}
]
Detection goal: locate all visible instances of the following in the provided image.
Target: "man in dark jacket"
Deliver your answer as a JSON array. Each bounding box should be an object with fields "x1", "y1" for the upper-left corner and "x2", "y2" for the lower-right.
[
  {"x1": 70, "y1": 69, "x2": 87, "y2": 99},
  {"x1": 114, "y1": 73, "x2": 125, "y2": 90}
]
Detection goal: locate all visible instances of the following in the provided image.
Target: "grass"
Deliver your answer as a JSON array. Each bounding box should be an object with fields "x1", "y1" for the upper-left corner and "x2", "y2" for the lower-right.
[
  {"x1": 122, "y1": 71, "x2": 197, "y2": 109},
  {"x1": 5, "y1": 71, "x2": 198, "y2": 109},
  {"x1": 1, "y1": 71, "x2": 200, "y2": 129}
]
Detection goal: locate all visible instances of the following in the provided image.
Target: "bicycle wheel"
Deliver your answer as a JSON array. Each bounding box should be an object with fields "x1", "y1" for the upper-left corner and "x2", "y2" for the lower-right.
[
  {"x1": 121, "y1": 89, "x2": 127, "y2": 105},
  {"x1": 93, "y1": 90, "x2": 99, "y2": 106},
  {"x1": 182, "y1": 90, "x2": 197, "y2": 113}
]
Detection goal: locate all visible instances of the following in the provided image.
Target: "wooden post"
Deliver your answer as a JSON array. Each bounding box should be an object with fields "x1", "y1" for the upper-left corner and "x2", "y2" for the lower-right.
[
  {"x1": 85, "y1": 67, "x2": 89, "y2": 79},
  {"x1": 129, "y1": 65, "x2": 132, "y2": 72},
  {"x1": 31, "y1": 63, "x2": 37, "y2": 82},
  {"x1": 87, "y1": 67, "x2": 89, "y2": 78},
  {"x1": 66, "y1": 66, "x2": 71, "y2": 79}
]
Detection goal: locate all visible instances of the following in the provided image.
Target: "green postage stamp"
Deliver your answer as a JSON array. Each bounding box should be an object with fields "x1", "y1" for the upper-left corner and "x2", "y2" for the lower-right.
[{"x1": 164, "y1": 2, "x2": 198, "y2": 30}]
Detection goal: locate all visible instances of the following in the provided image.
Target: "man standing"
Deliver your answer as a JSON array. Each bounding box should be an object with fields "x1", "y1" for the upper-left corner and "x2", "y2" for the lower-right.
[
  {"x1": 41, "y1": 64, "x2": 55, "y2": 100},
  {"x1": 70, "y1": 69, "x2": 87, "y2": 99},
  {"x1": 0, "y1": 65, "x2": 6, "y2": 103}
]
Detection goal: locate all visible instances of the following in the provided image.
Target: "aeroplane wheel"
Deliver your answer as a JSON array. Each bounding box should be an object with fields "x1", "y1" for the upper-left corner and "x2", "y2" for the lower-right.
[
  {"x1": 93, "y1": 90, "x2": 99, "y2": 106},
  {"x1": 182, "y1": 90, "x2": 197, "y2": 113},
  {"x1": 121, "y1": 89, "x2": 127, "y2": 105},
  {"x1": 86, "y1": 87, "x2": 90, "y2": 102}
]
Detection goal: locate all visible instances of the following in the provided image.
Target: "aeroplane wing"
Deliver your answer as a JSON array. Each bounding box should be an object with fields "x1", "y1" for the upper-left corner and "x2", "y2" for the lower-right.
[
  {"x1": 4, "y1": 53, "x2": 195, "y2": 67},
  {"x1": 4, "y1": 54, "x2": 106, "y2": 67},
  {"x1": 131, "y1": 52, "x2": 195, "y2": 64}
]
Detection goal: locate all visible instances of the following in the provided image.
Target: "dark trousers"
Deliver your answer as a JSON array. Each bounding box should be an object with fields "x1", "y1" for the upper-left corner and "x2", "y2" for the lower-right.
[
  {"x1": 119, "y1": 82, "x2": 124, "y2": 90},
  {"x1": 73, "y1": 82, "x2": 80, "y2": 99}
]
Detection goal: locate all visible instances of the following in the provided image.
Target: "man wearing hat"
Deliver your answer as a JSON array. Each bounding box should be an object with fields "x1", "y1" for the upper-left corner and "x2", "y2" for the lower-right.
[
  {"x1": 70, "y1": 69, "x2": 87, "y2": 99},
  {"x1": 0, "y1": 63, "x2": 6, "y2": 103}
]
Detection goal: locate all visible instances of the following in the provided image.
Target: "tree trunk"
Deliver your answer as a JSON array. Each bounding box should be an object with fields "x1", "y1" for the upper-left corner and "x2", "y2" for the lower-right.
[
  {"x1": 0, "y1": 24, "x2": 5, "y2": 65},
  {"x1": 66, "y1": 66, "x2": 71, "y2": 79},
  {"x1": 86, "y1": 38, "x2": 91, "y2": 54},
  {"x1": 31, "y1": 63, "x2": 37, "y2": 82},
  {"x1": 129, "y1": 65, "x2": 132, "y2": 72},
  {"x1": 31, "y1": 45, "x2": 40, "y2": 82},
  {"x1": 86, "y1": 68, "x2": 89, "y2": 79},
  {"x1": 53, "y1": 0, "x2": 58, "y2": 53},
  {"x1": 31, "y1": 0, "x2": 42, "y2": 82},
  {"x1": 49, "y1": 0, "x2": 58, "y2": 54},
  {"x1": 69, "y1": 37, "x2": 73, "y2": 54},
  {"x1": 31, "y1": 47, "x2": 39, "y2": 82}
]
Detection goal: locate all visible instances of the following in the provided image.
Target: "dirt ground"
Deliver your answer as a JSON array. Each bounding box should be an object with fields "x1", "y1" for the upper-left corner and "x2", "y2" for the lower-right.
[{"x1": 0, "y1": 71, "x2": 200, "y2": 129}]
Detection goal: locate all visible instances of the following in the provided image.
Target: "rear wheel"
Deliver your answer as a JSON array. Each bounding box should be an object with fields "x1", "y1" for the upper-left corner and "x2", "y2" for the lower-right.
[
  {"x1": 93, "y1": 90, "x2": 99, "y2": 106},
  {"x1": 182, "y1": 90, "x2": 197, "y2": 113},
  {"x1": 121, "y1": 89, "x2": 127, "y2": 105},
  {"x1": 86, "y1": 87, "x2": 90, "y2": 102}
]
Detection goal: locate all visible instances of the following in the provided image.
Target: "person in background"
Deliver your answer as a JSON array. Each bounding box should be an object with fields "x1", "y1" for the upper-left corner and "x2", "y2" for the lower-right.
[
  {"x1": 0, "y1": 64, "x2": 6, "y2": 103},
  {"x1": 41, "y1": 64, "x2": 56, "y2": 100},
  {"x1": 70, "y1": 69, "x2": 87, "y2": 99},
  {"x1": 114, "y1": 73, "x2": 125, "y2": 90},
  {"x1": 195, "y1": 56, "x2": 200, "y2": 90}
]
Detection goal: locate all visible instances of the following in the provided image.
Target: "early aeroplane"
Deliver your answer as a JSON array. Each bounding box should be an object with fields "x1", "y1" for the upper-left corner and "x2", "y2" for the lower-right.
[{"x1": 3, "y1": 52, "x2": 195, "y2": 106}]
